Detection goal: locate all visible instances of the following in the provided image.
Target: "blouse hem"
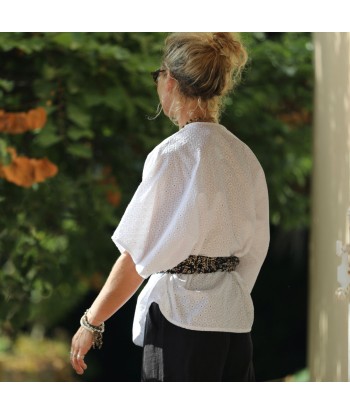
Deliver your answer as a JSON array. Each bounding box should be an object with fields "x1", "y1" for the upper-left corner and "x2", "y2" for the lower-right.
[{"x1": 157, "y1": 302, "x2": 253, "y2": 334}]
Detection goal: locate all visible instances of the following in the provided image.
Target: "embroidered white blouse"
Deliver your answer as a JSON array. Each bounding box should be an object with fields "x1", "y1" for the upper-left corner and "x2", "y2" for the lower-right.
[{"x1": 111, "y1": 122, "x2": 269, "y2": 347}]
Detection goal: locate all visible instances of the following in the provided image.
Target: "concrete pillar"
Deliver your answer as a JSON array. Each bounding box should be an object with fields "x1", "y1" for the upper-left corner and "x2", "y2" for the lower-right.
[{"x1": 308, "y1": 32, "x2": 350, "y2": 381}]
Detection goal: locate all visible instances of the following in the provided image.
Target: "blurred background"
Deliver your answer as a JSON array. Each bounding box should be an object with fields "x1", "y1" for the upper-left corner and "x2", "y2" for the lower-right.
[{"x1": 0, "y1": 32, "x2": 314, "y2": 381}]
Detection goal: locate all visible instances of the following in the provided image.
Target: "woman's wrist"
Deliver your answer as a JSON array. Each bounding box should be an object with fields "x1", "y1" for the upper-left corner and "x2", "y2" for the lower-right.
[
  {"x1": 80, "y1": 309, "x2": 105, "y2": 349},
  {"x1": 87, "y1": 309, "x2": 103, "y2": 326}
]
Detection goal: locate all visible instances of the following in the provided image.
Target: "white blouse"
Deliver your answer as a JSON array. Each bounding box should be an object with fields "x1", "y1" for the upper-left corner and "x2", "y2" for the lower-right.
[{"x1": 111, "y1": 122, "x2": 269, "y2": 347}]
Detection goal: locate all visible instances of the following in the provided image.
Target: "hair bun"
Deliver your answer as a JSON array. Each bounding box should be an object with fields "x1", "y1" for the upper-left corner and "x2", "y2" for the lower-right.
[
  {"x1": 212, "y1": 33, "x2": 228, "y2": 49},
  {"x1": 162, "y1": 32, "x2": 248, "y2": 103},
  {"x1": 212, "y1": 32, "x2": 242, "y2": 55}
]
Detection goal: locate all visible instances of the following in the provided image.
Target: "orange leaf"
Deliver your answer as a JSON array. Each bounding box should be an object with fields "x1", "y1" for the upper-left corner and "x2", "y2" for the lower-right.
[
  {"x1": 7, "y1": 113, "x2": 29, "y2": 134},
  {"x1": 0, "y1": 107, "x2": 47, "y2": 134},
  {"x1": 31, "y1": 158, "x2": 58, "y2": 183},
  {"x1": 1, "y1": 146, "x2": 58, "y2": 187},
  {"x1": 26, "y1": 107, "x2": 47, "y2": 130},
  {"x1": 2, "y1": 156, "x2": 35, "y2": 187}
]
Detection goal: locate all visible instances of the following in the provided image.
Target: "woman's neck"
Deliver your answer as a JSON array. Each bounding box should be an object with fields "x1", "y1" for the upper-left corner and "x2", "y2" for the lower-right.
[
  {"x1": 179, "y1": 116, "x2": 216, "y2": 129},
  {"x1": 177, "y1": 107, "x2": 216, "y2": 129},
  {"x1": 169, "y1": 94, "x2": 217, "y2": 129}
]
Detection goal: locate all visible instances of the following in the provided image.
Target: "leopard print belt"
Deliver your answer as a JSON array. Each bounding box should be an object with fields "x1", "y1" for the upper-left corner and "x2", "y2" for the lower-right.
[{"x1": 162, "y1": 254, "x2": 240, "y2": 274}]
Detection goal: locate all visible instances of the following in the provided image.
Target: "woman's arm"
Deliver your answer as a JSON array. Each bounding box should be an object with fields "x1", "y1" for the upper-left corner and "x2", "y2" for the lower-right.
[{"x1": 70, "y1": 252, "x2": 144, "y2": 375}]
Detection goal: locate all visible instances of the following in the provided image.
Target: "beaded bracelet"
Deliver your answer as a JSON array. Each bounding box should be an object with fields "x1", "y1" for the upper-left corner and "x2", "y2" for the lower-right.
[{"x1": 80, "y1": 309, "x2": 105, "y2": 349}]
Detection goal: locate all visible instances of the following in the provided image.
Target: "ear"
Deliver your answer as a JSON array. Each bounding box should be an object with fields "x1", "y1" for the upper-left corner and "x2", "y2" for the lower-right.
[{"x1": 165, "y1": 75, "x2": 177, "y2": 93}]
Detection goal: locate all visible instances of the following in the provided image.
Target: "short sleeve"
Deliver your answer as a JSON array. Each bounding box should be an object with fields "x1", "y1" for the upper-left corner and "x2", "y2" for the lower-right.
[{"x1": 111, "y1": 148, "x2": 200, "y2": 278}]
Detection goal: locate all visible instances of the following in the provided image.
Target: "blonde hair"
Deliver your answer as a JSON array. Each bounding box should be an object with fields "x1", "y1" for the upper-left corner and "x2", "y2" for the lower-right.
[{"x1": 161, "y1": 32, "x2": 248, "y2": 122}]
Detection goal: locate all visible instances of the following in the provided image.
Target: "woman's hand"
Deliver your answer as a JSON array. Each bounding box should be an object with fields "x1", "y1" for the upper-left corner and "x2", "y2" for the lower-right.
[
  {"x1": 69, "y1": 253, "x2": 144, "y2": 376},
  {"x1": 70, "y1": 327, "x2": 93, "y2": 375}
]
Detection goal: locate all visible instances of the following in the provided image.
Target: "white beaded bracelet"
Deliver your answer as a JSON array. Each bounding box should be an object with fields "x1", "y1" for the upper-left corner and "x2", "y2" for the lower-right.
[{"x1": 80, "y1": 309, "x2": 105, "y2": 349}]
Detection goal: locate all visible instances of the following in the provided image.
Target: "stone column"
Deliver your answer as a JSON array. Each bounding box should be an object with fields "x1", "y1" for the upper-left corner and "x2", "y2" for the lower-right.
[{"x1": 309, "y1": 32, "x2": 350, "y2": 381}]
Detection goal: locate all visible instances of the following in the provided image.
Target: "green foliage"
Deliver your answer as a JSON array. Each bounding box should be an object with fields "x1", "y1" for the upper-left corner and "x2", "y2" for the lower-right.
[
  {"x1": 0, "y1": 32, "x2": 174, "y2": 334},
  {"x1": 0, "y1": 32, "x2": 313, "y2": 334}
]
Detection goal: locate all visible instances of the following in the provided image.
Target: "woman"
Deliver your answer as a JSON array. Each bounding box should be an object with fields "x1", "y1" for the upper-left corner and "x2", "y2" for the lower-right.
[{"x1": 70, "y1": 32, "x2": 269, "y2": 381}]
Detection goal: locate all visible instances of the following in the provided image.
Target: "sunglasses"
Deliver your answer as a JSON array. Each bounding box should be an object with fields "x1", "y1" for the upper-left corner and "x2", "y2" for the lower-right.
[{"x1": 151, "y1": 69, "x2": 166, "y2": 84}]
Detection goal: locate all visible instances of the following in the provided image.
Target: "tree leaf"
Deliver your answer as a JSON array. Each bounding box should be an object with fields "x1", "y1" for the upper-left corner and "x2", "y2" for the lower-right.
[
  {"x1": 68, "y1": 126, "x2": 94, "y2": 141},
  {"x1": 66, "y1": 143, "x2": 92, "y2": 158},
  {"x1": 34, "y1": 122, "x2": 62, "y2": 148},
  {"x1": 67, "y1": 104, "x2": 91, "y2": 128},
  {"x1": 0, "y1": 79, "x2": 14, "y2": 92}
]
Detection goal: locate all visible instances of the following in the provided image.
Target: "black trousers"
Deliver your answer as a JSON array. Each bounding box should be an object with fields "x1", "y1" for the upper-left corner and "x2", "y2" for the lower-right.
[{"x1": 141, "y1": 302, "x2": 255, "y2": 382}]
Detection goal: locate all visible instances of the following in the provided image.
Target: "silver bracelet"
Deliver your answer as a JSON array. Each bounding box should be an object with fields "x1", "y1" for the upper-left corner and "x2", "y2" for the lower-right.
[{"x1": 80, "y1": 309, "x2": 105, "y2": 349}]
